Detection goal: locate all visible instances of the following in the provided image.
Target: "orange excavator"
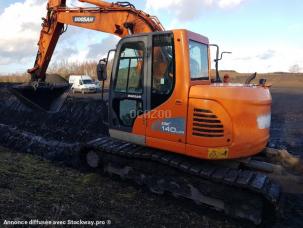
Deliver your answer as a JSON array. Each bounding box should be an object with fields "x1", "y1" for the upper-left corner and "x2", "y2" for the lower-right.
[{"x1": 11, "y1": 0, "x2": 281, "y2": 224}]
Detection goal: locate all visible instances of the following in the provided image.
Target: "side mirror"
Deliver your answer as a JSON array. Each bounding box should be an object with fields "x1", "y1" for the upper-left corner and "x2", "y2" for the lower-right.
[{"x1": 97, "y1": 59, "x2": 107, "y2": 81}]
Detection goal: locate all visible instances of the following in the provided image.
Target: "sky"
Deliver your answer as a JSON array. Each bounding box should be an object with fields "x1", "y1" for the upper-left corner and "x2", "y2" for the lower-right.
[{"x1": 0, "y1": 0, "x2": 302, "y2": 74}]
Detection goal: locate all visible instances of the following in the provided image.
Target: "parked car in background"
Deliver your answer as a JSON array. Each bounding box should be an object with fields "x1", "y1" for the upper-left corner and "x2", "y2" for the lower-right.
[
  {"x1": 94, "y1": 80, "x2": 102, "y2": 93},
  {"x1": 69, "y1": 75, "x2": 99, "y2": 94}
]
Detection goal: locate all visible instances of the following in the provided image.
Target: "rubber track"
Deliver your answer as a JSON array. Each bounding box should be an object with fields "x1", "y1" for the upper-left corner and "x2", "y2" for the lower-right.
[{"x1": 87, "y1": 137, "x2": 281, "y2": 218}]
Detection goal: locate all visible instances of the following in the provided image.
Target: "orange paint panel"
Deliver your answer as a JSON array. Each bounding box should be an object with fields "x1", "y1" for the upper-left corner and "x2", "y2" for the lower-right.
[
  {"x1": 132, "y1": 115, "x2": 146, "y2": 136},
  {"x1": 146, "y1": 137, "x2": 186, "y2": 154}
]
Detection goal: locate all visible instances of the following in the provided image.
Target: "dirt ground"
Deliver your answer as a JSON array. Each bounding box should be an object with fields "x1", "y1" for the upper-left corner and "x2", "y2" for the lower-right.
[
  {"x1": 0, "y1": 80, "x2": 302, "y2": 227},
  {"x1": 0, "y1": 147, "x2": 255, "y2": 228},
  {"x1": 270, "y1": 87, "x2": 303, "y2": 155}
]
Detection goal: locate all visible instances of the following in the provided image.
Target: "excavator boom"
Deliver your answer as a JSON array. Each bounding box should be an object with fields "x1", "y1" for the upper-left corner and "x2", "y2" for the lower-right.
[
  {"x1": 12, "y1": 0, "x2": 164, "y2": 112},
  {"x1": 29, "y1": 0, "x2": 164, "y2": 81}
]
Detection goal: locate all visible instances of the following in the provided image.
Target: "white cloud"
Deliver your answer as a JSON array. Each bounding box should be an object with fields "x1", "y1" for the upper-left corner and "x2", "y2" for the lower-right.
[
  {"x1": 0, "y1": 0, "x2": 103, "y2": 73},
  {"x1": 146, "y1": 0, "x2": 245, "y2": 20},
  {"x1": 0, "y1": 0, "x2": 46, "y2": 65},
  {"x1": 216, "y1": 46, "x2": 303, "y2": 73},
  {"x1": 218, "y1": 0, "x2": 244, "y2": 8},
  {"x1": 0, "y1": 0, "x2": 90, "y2": 60},
  {"x1": 256, "y1": 49, "x2": 276, "y2": 60},
  {"x1": 68, "y1": 0, "x2": 91, "y2": 7},
  {"x1": 146, "y1": 0, "x2": 215, "y2": 10},
  {"x1": 87, "y1": 36, "x2": 120, "y2": 60}
]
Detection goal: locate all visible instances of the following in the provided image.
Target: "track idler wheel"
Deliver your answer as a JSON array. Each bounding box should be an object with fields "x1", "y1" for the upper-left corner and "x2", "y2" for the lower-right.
[{"x1": 86, "y1": 150, "x2": 101, "y2": 169}]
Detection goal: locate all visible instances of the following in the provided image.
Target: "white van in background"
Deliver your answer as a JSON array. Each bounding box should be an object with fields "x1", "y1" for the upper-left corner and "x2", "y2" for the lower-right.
[{"x1": 69, "y1": 75, "x2": 98, "y2": 94}]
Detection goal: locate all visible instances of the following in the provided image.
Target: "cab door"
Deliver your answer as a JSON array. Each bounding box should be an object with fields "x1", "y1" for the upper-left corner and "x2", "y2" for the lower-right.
[
  {"x1": 108, "y1": 36, "x2": 148, "y2": 145},
  {"x1": 145, "y1": 32, "x2": 187, "y2": 153}
]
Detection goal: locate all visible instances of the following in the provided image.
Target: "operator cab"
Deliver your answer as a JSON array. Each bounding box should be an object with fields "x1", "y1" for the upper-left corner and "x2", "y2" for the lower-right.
[
  {"x1": 98, "y1": 29, "x2": 271, "y2": 160},
  {"x1": 97, "y1": 29, "x2": 211, "y2": 143}
]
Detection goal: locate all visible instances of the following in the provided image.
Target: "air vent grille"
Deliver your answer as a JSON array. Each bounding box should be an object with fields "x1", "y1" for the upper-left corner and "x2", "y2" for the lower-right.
[{"x1": 192, "y1": 108, "x2": 224, "y2": 138}]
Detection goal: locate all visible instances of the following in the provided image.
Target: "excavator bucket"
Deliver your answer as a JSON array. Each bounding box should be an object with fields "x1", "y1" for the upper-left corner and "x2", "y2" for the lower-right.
[{"x1": 10, "y1": 83, "x2": 70, "y2": 113}]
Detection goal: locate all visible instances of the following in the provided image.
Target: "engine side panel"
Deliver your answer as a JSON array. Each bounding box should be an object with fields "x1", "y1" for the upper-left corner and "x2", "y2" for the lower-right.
[
  {"x1": 187, "y1": 98, "x2": 233, "y2": 148},
  {"x1": 186, "y1": 85, "x2": 271, "y2": 160}
]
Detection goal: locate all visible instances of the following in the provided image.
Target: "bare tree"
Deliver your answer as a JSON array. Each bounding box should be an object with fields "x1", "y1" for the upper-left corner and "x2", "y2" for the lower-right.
[
  {"x1": 48, "y1": 61, "x2": 98, "y2": 80},
  {"x1": 289, "y1": 64, "x2": 301, "y2": 73}
]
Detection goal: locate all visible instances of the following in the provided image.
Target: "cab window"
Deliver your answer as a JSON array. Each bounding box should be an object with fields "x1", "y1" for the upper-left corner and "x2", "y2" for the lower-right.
[
  {"x1": 189, "y1": 40, "x2": 209, "y2": 80},
  {"x1": 115, "y1": 42, "x2": 144, "y2": 94},
  {"x1": 151, "y1": 33, "x2": 175, "y2": 109}
]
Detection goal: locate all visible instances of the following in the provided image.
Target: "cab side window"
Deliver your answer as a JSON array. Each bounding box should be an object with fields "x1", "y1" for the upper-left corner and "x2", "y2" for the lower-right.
[
  {"x1": 151, "y1": 34, "x2": 175, "y2": 109},
  {"x1": 189, "y1": 40, "x2": 209, "y2": 80},
  {"x1": 115, "y1": 42, "x2": 144, "y2": 94}
]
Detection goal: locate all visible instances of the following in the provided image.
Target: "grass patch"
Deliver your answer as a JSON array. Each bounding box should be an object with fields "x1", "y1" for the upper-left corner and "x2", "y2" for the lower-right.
[{"x1": 0, "y1": 148, "x2": 114, "y2": 222}]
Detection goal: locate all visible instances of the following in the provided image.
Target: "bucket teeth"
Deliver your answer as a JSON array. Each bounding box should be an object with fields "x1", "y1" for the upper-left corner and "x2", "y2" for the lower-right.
[{"x1": 9, "y1": 83, "x2": 70, "y2": 113}]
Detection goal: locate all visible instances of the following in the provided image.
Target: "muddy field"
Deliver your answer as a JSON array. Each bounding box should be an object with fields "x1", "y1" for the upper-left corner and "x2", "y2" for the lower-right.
[
  {"x1": 270, "y1": 87, "x2": 303, "y2": 155},
  {"x1": 0, "y1": 83, "x2": 302, "y2": 227}
]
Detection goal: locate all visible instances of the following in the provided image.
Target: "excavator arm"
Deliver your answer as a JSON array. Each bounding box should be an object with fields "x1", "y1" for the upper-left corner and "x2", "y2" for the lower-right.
[
  {"x1": 11, "y1": 0, "x2": 164, "y2": 112},
  {"x1": 28, "y1": 0, "x2": 164, "y2": 81}
]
